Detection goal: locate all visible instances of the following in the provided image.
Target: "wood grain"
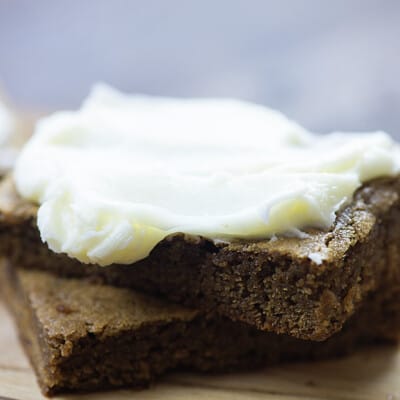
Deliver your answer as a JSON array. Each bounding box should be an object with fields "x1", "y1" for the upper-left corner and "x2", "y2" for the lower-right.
[{"x1": 0, "y1": 300, "x2": 399, "y2": 400}]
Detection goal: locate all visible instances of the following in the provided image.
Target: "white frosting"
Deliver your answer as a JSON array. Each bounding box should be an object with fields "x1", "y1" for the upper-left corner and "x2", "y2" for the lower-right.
[
  {"x1": 0, "y1": 101, "x2": 17, "y2": 173},
  {"x1": 308, "y1": 252, "x2": 325, "y2": 265},
  {"x1": 14, "y1": 84, "x2": 400, "y2": 266}
]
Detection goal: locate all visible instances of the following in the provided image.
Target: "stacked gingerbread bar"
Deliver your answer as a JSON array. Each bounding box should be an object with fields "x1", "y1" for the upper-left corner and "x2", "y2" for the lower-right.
[
  {"x1": 0, "y1": 174, "x2": 400, "y2": 395},
  {"x1": 1, "y1": 89, "x2": 400, "y2": 396}
]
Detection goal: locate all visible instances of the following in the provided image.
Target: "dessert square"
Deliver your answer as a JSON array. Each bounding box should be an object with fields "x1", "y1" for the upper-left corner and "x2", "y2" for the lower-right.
[
  {"x1": 1, "y1": 258, "x2": 399, "y2": 396},
  {"x1": 1, "y1": 176, "x2": 400, "y2": 340}
]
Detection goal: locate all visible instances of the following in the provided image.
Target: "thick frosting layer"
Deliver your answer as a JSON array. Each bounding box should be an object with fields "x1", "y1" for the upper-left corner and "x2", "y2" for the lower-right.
[
  {"x1": 0, "y1": 101, "x2": 17, "y2": 173},
  {"x1": 14, "y1": 85, "x2": 400, "y2": 266}
]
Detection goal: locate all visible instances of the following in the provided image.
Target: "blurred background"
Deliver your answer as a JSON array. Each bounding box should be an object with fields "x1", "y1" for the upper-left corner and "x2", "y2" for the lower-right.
[{"x1": 0, "y1": 0, "x2": 399, "y2": 134}]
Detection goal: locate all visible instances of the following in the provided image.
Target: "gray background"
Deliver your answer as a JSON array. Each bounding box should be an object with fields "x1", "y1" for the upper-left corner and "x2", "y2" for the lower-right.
[{"x1": 0, "y1": 0, "x2": 399, "y2": 134}]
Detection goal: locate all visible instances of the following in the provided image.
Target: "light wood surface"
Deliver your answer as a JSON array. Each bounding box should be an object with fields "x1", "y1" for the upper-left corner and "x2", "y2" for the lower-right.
[{"x1": 0, "y1": 300, "x2": 399, "y2": 400}]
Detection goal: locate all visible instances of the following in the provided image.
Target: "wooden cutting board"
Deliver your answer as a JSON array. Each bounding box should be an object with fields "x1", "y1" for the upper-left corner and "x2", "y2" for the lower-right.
[{"x1": 1, "y1": 300, "x2": 399, "y2": 400}]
